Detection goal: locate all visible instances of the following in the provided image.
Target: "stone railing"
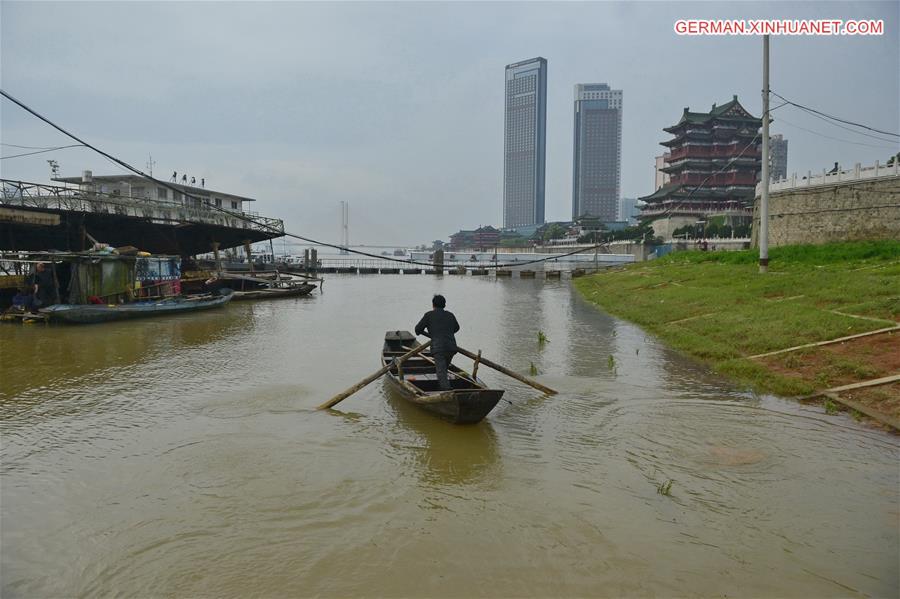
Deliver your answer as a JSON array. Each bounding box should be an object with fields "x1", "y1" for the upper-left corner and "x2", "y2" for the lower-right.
[
  {"x1": 0, "y1": 179, "x2": 284, "y2": 235},
  {"x1": 760, "y1": 160, "x2": 900, "y2": 194}
]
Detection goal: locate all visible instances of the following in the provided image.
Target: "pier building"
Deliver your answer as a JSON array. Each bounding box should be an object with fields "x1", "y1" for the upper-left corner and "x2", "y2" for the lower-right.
[{"x1": 0, "y1": 171, "x2": 284, "y2": 255}]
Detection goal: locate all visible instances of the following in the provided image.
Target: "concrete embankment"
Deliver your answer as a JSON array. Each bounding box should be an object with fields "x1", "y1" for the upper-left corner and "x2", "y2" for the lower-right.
[{"x1": 573, "y1": 241, "x2": 900, "y2": 429}]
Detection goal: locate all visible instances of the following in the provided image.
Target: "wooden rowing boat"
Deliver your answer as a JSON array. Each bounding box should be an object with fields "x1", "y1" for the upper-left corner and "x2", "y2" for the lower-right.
[
  {"x1": 381, "y1": 330, "x2": 504, "y2": 424},
  {"x1": 232, "y1": 283, "x2": 316, "y2": 301},
  {"x1": 40, "y1": 289, "x2": 234, "y2": 324}
]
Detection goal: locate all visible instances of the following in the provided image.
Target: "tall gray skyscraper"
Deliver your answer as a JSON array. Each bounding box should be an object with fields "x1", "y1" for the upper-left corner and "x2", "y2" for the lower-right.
[
  {"x1": 503, "y1": 57, "x2": 547, "y2": 229},
  {"x1": 770, "y1": 134, "x2": 788, "y2": 182},
  {"x1": 572, "y1": 83, "x2": 622, "y2": 221}
]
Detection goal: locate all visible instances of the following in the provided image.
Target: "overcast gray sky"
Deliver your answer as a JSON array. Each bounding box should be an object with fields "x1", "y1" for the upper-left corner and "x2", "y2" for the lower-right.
[{"x1": 2, "y1": 1, "x2": 897, "y2": 246}]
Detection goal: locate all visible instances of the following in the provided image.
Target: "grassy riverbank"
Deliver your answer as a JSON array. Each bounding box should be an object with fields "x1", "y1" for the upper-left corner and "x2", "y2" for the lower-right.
[{"x1": 574, "y1": 241, "x2": 900, "y2": 422}]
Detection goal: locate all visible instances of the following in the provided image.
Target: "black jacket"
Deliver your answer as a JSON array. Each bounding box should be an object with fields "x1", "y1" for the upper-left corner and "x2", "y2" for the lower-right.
[
  {"x1": 31, "y1": 269, "x2": 59, "y2": 305},
  {"x1": 415, "y1": 308, "x2": 460, "y2": 354}
]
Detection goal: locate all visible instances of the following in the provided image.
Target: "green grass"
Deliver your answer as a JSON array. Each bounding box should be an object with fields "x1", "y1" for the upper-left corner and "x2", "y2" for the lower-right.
[
  {"x1": 656, "y1": 239, "x2": 899, "y2": 266},
  {"x1": 574, "y1": 241, "x2": 900, "y2": 397},
  {"x1": 657, "y1": 479, "x2": 674, "y2": 496}
]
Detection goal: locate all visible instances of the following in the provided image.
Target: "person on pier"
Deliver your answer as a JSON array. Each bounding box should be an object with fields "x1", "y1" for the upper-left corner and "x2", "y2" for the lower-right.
[
  {"x1": 27, "y1": 262, "x2": 59, "y2": 311},
  {"x1": 415, "y1": 294, "x2": 460, "y2": 391}
]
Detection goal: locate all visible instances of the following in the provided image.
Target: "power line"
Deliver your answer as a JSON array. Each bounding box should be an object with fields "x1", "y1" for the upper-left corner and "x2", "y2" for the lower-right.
[
  {"x1": 775, "y1": 116, "x2": 898, "y2": 150},
  {"x1": 0, "y1": 88, "x2": 614, "y2": 269},
  {"x1": 2, "y1": 142, "x2": 70, "y2": 150},
  {"x1": 779, "y1": 105, "x2": 899, "y2": 144},
  {"x1": 771, "y1": 91, "x2": 900, "y2": 138},
  {"x1": 0, "y1": 144, "x2": 85, "y2": 160}
]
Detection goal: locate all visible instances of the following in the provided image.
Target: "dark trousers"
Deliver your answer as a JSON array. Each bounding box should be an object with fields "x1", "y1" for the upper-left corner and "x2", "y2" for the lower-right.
[{"x1": 434, "y1": 351, "x2": 455, "y2": 391}]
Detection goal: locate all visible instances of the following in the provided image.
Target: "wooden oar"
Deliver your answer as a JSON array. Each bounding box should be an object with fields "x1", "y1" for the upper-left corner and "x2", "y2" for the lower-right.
[
  {"x1": 456, "y1": 346, "x2": 557, "y2": 395},
  {"x1": 317, "y1": 341, "x2": 431, "y2": 410}
]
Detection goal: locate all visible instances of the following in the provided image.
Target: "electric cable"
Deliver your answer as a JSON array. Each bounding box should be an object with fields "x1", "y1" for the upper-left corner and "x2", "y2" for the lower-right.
[
  {"x1": 781, "y1": 106, "x2": 899, "y2": 144},
  {"x1": 0, "y1": 144, "x2": 86, "y2": 160},
  {"x1": 2, "y1": 142, "x2": 72, "y2": 150},
  {"x1": 774, "y1": 116, "x2": 898, "y2": 150},
  {"x1": 770, "y1": 91, "x2": 900, "y2": 138}
]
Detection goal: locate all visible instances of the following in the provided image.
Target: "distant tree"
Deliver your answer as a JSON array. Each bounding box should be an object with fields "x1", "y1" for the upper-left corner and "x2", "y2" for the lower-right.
[
  {"x1": 575, "y1": 214, "x2": 603, "y2": 230},
  {"x1": 499, "y1": 235, "x2": 528, "y2": 248},
  {"x1": 672, "y1": 225, "x2": 693, "y2": 238},
  {"x1": 733, "y1": 224, "x2": 751, "y2": 238},
  {"x1": 887, "y1": 152, "x2": 900, "y2": 167},
  {"x1": 542, "y1": 223, "x2": 567, "y2": 241}
]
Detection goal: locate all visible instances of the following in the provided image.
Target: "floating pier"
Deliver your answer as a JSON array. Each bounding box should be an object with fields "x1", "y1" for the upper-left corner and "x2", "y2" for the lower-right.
[{"x1": 273, "y1": 261, "x2": 610, "y2": 280}]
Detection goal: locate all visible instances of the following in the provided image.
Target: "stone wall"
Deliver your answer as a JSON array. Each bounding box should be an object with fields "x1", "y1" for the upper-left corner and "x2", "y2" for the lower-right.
[{"x1": 752, "y1": 176, "x2": 900, "y2": 247}]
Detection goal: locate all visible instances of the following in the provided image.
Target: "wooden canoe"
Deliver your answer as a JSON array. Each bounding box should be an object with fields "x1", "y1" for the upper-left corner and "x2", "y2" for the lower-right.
[
  {"x1": 40, "y1": 289, "x2": 234, "y2": 324},
  {"x1": 381, "y1": 330, "x2": 504, "y2": 424}
]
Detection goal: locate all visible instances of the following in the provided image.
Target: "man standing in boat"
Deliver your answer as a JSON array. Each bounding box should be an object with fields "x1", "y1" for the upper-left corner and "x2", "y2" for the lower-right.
[{"x1": 415, "y1": 294, "x2": 460, "y2": 391}]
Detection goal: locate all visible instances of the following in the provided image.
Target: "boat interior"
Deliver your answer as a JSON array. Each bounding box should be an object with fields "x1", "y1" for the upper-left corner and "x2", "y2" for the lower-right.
[{"x1": 383, "y1": 330, "x2": 483, "y2": 392}]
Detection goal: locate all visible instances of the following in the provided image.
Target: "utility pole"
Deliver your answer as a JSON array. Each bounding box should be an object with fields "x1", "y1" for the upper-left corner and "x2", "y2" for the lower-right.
[
  {"x1": 759, "y1": 34, "x2": 770, "y2": 273},
  {"x1": 344, "y1": 201, "x2": 349, "y2": 250},
  {"x1": 339, "y1": 201, "x2": 349, "y2": 255}
]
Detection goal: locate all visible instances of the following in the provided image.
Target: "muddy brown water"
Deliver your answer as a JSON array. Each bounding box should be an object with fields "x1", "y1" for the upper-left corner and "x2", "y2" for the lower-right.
[{"x1": 1, "y1": 275, "x2": 897, "y2": 597}]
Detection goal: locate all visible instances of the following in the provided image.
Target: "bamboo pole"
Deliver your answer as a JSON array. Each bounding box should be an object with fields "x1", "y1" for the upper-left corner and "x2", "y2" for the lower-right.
[
  {"x1": 456, "y1": 346, "x2": 557, "y2": 395},
  {"x1": 318, "y1": 341, "x2": 431, "y2": 410}
]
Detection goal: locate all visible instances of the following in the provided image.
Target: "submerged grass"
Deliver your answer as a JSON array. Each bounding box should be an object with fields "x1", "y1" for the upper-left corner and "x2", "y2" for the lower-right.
[
  {"x1": 657, "y1": 479, "x2": 674, "y2": 496},
  {"x1": 574, "y1": 241, "x2": 900, "y2": 398}
]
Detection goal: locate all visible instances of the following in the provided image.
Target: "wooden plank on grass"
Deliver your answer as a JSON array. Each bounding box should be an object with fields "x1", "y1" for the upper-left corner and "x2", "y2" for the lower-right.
[
  {"x1": 820, "y1": 374, "x2": 900, "y2": 394},
  {"x1": 822, "y1": 392, "x2": 900, "y2": 431},
  {"x1": 747, "y1": 326, "x2": 900, "y2": 360}
]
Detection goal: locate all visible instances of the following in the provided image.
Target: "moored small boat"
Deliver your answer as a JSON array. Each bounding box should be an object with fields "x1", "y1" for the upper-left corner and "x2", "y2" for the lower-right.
[
  {"x1": 231, "y1": 283, "x2": 316, "y2": 301},
  {"x1": 41, "y1": 289, "x2": 234, "y2": 324},
  {"x1": 381, "y1": 330, "x2": 504, "y2": 424}
]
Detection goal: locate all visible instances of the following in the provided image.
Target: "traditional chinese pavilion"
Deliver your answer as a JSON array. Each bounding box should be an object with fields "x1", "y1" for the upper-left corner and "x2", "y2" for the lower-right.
[{"x1": 639, "y1": 96, "x2": 762, "y2": 237}]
